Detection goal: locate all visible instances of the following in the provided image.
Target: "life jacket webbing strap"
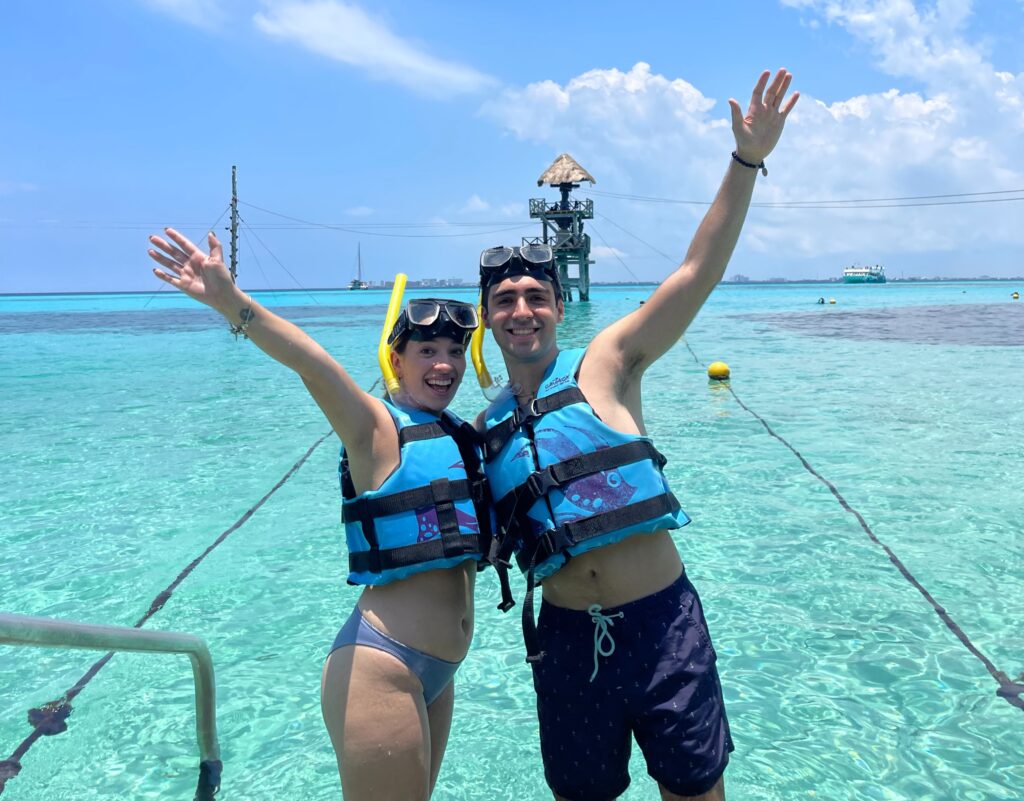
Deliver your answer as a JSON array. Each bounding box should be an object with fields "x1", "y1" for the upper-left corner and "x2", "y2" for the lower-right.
[
  {"x1": 483, "y1": 388, "x2": 586, "y2": 461},
  {"x1": 522, "y1": 558, "x2": 545, "y2": 663},
  {"x1": 514, "y1": 492, "x2": 681, "y2": 572},
  {"x1": 398, "y1": 421, "x2": 447, "y2": 446},
  {"x1": 349, "y1": 532, "x2": 486, "y2": 574},
  {"x1": 437, "y1": 413, "x2": 494, "y2": 542},
  {"x1": 494, "y1": 440, "x2": 668, "y2": 526},
  {"x1": 342, "y1": 478, "x2": 473, "y2": 523},
  {"x1": 494, "y1": 561, "x2": 516, "y2": 612}
]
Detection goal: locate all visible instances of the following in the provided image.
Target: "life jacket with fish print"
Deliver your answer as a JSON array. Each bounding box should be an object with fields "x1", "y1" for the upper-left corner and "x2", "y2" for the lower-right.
[
  {"x1": 341, "y1": 399, "x2": 492, "y2": 586},
  {"x1": 482, "y1": 348, "x2": 689, "y2": 640}
]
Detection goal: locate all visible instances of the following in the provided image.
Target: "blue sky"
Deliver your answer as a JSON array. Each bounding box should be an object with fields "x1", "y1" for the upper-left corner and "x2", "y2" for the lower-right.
[{"x1": 2, "y1": 0, "x2": 1023, "y2": 293}]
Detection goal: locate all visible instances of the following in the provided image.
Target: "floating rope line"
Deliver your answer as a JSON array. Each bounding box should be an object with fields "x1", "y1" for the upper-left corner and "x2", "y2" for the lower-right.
[
  {"x1": 682, "y1": 340, "x2": 1024, "y2": 712},
  {"x1": 0, "y1": 428, "x2": 337, "y2": 793}
]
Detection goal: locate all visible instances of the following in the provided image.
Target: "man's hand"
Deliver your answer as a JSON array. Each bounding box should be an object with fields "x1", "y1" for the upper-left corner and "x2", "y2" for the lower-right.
[{"x1": 729, "y1": 69, "x2": 799, "y2": 165}]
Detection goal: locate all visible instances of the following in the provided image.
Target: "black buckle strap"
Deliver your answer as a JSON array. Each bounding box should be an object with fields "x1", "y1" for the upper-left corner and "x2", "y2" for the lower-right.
[
  {"x1": 515, "y1": 492, "x2": 681, "y2": 572},
  {"x1": 494, "y1": 440, "x2": 669, "y2": 529},
  {"x1": 494, "y1": 562, "x2": 516, "y2": 613},
  {"x1": 342, "y1": 478, "x2": 472, "y2": 524},
  {"x1": 349, "y1": 532, "x2": 484, "y2": 575},
  {"x1": 483, "y1": 388, "x2": 587, "y2": 460},
  {"x1": 522, "y1": 560, "x2": 545, "y2": 663},
  {"x1": 398, "y1": 421, "x2": 447, "y2": 446}
]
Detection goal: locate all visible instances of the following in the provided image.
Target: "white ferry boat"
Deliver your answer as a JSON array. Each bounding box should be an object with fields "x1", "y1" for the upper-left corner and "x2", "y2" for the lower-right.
[{"x1": 843, "y1": 264, "x2": 886, "y2": 284}]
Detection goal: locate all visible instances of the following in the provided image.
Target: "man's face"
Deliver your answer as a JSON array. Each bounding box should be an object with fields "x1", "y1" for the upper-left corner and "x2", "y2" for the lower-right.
[{"x1": 483, "y1": 274, "x2": 564, "y2": 362}]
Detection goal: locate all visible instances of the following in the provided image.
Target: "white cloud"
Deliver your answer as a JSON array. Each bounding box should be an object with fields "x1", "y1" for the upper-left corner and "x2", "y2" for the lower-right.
[
  {"x1": 345, "y1": 205, "x2": 374, "y2": 217},
  {"x1": 591, "y1": 245, "x2": 627, "y2": 260},
  {"x1": 461, "y1": 194, "x2": 490, "y2": 213},
  {"x1": 482, "y1": 8, "x2": 1024, "y2": 277},
  {"x1": 498, "y1": 203, "x2": 523, "y2": 218},
  {"x1": 142, "y1": 0, "x2": 228, "y2": 29},
  {"x1": 254, "y1": 1, "x2": 496, "y2": 98}
]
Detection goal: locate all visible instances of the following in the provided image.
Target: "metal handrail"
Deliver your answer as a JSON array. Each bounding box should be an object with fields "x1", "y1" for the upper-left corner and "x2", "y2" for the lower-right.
[{"x1": 0, "y1": 613, "x2": 222, "y2": 798}]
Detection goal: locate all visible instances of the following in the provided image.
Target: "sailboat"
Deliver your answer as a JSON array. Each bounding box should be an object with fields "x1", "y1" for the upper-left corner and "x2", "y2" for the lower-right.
[{"x1": 348, "y1": 243, "x2": 370, "y2": 290}]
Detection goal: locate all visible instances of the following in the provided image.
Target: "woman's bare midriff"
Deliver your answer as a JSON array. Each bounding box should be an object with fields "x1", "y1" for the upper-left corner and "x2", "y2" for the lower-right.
[
  {"x1": 357, "y1": 560, "x2": 476, "y2": 662},
  {"x1": 540, "y1": 530, "x2": 684, "y2": 610}
]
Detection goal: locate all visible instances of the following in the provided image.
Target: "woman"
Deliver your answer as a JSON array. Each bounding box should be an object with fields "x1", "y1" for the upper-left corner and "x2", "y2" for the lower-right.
[{"x1": 149, "y1": 229, "x2": 490, "y2": 801}]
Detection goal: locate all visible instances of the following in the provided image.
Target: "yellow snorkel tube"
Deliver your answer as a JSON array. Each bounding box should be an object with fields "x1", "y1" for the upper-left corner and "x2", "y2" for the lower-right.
[
  {"x1": 471, "y1": 290, "x2": 506, "y2": 401},
  {"x1": 378, "y1": 273, "x2": 408, "y2": 397}
]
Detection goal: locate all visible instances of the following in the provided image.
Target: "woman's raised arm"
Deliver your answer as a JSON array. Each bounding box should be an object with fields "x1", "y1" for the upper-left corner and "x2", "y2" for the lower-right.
[{"x1": 149, "y1": 227, "x2": 386, "y2": 448}]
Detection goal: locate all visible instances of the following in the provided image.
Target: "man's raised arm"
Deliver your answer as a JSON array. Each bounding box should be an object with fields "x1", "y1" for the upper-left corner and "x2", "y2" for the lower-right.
[{"x1": 594, "y1": 69, "x2": 799, "y2": 378}]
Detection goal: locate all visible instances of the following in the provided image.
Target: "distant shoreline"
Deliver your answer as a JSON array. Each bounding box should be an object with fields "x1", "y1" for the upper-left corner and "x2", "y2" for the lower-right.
[{"x1": 2, "y1": 277, "x2": 1021, "y2": 298}]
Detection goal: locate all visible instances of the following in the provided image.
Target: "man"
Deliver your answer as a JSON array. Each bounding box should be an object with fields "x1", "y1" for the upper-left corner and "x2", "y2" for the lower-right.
[{"x1": 478, "y1": 70, "x2": 798, "y2": 801}]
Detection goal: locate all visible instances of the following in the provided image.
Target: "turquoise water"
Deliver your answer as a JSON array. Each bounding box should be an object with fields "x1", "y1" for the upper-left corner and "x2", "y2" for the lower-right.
[{"x1": 1, "y1": 282, "x2": 1022, "y2": 800}]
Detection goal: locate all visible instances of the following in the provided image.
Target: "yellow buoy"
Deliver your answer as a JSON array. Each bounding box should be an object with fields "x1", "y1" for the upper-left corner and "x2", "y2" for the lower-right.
[
  {"x1": 1013, "y1": 292, "x2": 1020, "y2": 300},
  {"x1": 707, "y1": 361, "x2": 730, "y2": 381},
  {"x1": 829, "y1": 298, "x2": 837, "y2": 305}
]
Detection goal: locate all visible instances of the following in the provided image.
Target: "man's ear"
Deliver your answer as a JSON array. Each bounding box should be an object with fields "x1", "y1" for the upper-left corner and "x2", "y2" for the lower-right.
[
  {"x1": 481, "y1": 305, "x2": 491, "y2": 330},
  {"x1": 556, "y1": 298, "x2": 565, "y2": 323}
]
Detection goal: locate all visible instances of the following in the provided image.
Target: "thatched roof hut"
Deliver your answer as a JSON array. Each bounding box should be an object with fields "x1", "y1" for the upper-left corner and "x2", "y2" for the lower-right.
[{"x1": 537, "y1": 154, "x2": 596, "y2": 187}]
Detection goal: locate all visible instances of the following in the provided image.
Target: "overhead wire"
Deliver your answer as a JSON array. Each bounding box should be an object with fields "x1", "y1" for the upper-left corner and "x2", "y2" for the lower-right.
[
  {"x1": 237, "y1": 200, "x2": 532, "y2": 239},
  {"x1": 585, "y1": 186, "x2": 1024, "y2": 209}
]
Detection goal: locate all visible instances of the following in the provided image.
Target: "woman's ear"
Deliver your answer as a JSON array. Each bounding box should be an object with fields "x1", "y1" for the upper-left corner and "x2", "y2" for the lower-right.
[{"x1": 389, "y1": 348, "x2": 402, "y2": 378}]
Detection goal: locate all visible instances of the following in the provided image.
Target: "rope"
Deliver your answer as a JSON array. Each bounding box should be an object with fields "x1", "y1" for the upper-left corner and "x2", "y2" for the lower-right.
[
  {"x1": 0, "y1": 430, "x2": 335, "y2": 793},
  {"x1": 682, "y1": 340, "x2": 1024, "y2": 712}
]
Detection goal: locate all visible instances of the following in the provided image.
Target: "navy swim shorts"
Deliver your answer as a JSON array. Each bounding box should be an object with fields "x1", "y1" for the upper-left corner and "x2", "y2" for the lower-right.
[{"x1": 531, "y1": 571, "x2": 733, "y2": 801}]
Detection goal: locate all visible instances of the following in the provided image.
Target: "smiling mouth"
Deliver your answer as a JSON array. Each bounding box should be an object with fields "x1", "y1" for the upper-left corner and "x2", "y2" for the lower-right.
[
  {"x1": 425, "y1": 376, "x2": 454, "y2": 392},
  {"x1": 509, "y1": 327, "x2": 538, "y2": 336}
]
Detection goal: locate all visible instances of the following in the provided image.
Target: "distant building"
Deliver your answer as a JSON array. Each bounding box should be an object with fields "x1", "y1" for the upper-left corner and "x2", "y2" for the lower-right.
[{"x1": 731, "y1": 273, "x2": 751, "y2": 283}]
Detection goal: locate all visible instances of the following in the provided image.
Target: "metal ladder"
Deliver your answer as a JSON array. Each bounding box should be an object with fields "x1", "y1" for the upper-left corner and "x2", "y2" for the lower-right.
[{"x1": 0, "y1": 613, "x2": 221, "y2": 799}]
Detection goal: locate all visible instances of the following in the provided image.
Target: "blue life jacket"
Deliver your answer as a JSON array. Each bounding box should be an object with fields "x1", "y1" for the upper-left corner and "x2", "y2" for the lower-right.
[
  {"x1": 341, "y1": 400, "x2": 492, "y2": 586},
  {"x1": 482, "y1": 348, "x2": 689, "y2": 657}
]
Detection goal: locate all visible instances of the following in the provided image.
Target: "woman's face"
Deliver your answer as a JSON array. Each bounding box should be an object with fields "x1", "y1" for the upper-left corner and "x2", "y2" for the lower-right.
[{"x1": 391, "y1": 336, "x2": 467, "y2": 414}]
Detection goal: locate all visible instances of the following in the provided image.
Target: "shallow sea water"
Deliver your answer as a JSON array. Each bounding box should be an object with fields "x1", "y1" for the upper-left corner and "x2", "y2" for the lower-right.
[{"x1": 1, "y1": 281, "x2": 1022, "y2": 800}]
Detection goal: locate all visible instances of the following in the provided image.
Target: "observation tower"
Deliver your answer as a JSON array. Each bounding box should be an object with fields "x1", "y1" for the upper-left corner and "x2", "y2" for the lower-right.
[{"x1": 528, "y1": 154, "x2": 595, "y2": 302}]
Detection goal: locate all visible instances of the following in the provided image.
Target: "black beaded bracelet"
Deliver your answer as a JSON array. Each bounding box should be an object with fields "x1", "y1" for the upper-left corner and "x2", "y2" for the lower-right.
[{"x1": 732, "y1": 150, "x2": 767, "y2": 177}]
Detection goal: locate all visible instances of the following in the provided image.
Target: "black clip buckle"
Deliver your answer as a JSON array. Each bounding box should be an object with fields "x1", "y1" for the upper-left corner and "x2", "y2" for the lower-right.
[
  {"x1": 513, "y1": 398, "x2": 542, "y2": 428},
  {"x1": 526, "y1": 466, "x2": 560, "y2": 498},
  {"x1": 525, "y1": 650, "x2": 547, "y2": 664}
]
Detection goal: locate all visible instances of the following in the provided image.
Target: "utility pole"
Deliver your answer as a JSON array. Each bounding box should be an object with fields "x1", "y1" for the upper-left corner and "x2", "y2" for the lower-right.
[{"x1": 229, "y1": 165, "x2": 239, "y2": 282}]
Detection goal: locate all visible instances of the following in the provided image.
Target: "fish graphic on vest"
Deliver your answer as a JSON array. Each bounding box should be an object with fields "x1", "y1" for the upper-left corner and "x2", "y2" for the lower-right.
[
  {"x1": 535, "y1": 426, "x2": 639, "y2": 519},
  {"x1": 415, "y1": 461, "x2": 481, "y2": 542}
]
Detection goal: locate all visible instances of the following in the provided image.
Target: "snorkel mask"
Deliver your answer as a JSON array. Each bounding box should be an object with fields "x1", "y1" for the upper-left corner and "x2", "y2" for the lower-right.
[
  {"x1": 377, "y1": 275, "x2": 484, "y2": 398},
  {"x1": 472, "y1": 244, "x2": 561, "y2": 401},
  {"x1": 478, "y1": 243, "x2": 561, "y2": 297},
  {"x1": 387, "y1": 299, "x2": 478, "y2": 347}
]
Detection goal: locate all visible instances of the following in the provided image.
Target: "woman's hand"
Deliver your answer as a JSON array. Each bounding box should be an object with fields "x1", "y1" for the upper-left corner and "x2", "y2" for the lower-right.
[
  {"x1": 148, "y1": 228, "x2": 241, "y2": 313},
  {"x1": 729, "y1": 69, "x2": 799, "y2": 165}
]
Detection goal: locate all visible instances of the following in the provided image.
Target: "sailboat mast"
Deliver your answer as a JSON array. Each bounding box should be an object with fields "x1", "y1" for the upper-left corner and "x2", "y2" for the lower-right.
[
  {"x1": 357, "y1": 242, "x2": 362, "y2": 281},
  {"x1": 229, "y1": 165, "x2": 239, "y2": 282}
]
